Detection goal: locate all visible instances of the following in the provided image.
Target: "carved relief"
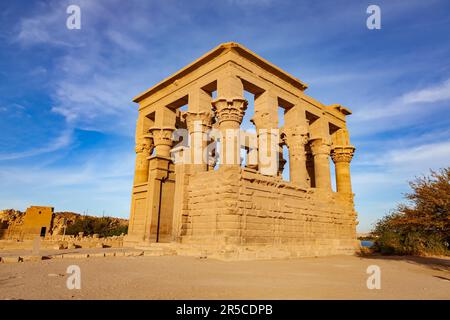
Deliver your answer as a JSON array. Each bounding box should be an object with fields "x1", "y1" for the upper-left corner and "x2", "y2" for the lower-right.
[
  {"x1": 135, "y1": 135, "x2": 154, "y2": 155},
  {"x1": 211, "y1": 97, "x2": 248, "y2": 126},
  {"x1": 331, "y1": 146, "x2": 355, "y2": 163},
  {"x1": 148, "y1": 127, "x2": 175, "y2": 147},
  {"x1": 183, "y1": 111, "x2": 213, "y2": 133},
  {"x1": 281, "y1": 126, "x2": 309, "y2": 160},
  {"x1": 310, "y1": 138, "x2": 331, "y2": 156}
]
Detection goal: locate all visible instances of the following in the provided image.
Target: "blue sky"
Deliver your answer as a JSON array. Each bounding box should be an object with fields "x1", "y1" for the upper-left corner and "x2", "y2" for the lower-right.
[{"x1": 0, "y1": 0, "x2": 449, "y2": 232}]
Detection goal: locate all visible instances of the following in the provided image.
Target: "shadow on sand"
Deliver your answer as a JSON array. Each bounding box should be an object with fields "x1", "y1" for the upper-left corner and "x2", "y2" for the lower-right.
[{"x1": 356, "y1": 252, "x2": 450, "y2": 273}]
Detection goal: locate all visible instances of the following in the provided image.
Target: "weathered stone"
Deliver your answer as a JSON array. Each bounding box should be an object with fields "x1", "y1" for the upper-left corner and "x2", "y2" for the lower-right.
[
  {"x1": 125, "y1": 250, "x2": 144, "y2": 257},
  {"x1": 126, "y1": 43, "x2": 358, "y2": 258},
  {"x1": 64, "y1": 253, "x2": 89, "y2": 259},
  {"x1": 89, "y1": 252, "x2": 105, "y2": 258},
  {"x1": 21, "y1": 255, "x2": 43, "y2": 262},
  {"x1": 1, "y1": 256, "x2": 21, "y2": 263}
]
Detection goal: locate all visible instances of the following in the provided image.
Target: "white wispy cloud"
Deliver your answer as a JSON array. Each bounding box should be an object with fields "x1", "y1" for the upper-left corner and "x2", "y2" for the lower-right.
[
  {"x1": 15, "y1": 0, "x2": 82, "y2": 47},
  {"x1": 0, "y1": 149, "x2": 135, "y2": 216},
  {"x1": 355, "y1": 141, "x2": 450, "y2": 178},
  {"x1": 354, "y1": 78, "x2": 450, "y2": 122},
  {"x1": 349, "y1": 77, "x2": 450, "y2": 137},
  {"x1": 105, "y1": 29, "x2": 144, "y2": 52},
  {"x1": 388, "y1": 141, "x2": 450, "y2": 167},
  {"x1": 352, "y1": 136, "x2": 450, "y2": 232},
  {"x1": 401, "y1": 78, "x2": 450, "y2": 104},
  {"x1": 12, "y1": 0, "x2": 190, "y2": 136},
  {"x1": 0, "y1": 150, "x2": 134, "y2": 187},
  {"x1": 0, "y1": 129, "x2": 73, "y2": 161}
]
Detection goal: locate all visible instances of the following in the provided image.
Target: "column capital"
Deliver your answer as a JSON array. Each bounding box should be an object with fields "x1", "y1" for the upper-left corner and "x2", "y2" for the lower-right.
[
  {"x1": 281, "y1": 126, "x2": 309, "y2": 187},
  {"x1": 251, "y1": 112, "x2": 277, "y2": 130},
  {"x1": 135, "y1": 134, "x2": 154, "y2": 154},
  {"x1": 133, "y1": 134, "x2": 154, "y2": 185},
  {"x1": 281, "y1": 126, "x2": 309, "y2": 146},
  {"x1": 148, "y1": 126, "x2": 175, "y2": 146},
  {"x1": 212, "y1": 97, "x2": 248, "y2": 127},
  {"x1": 281, "y1": 126, "x2": 308, "y2": 162},
  {"x1": 310, "y1": 138, "x2": 331, "y2": 156},
  {"x1": 183, "y1": 111, "x2": 213, "y2": 133},
  {"x1": 331, "y1": 145, "x2": 355, "y2": 194},
  {"x1": 148, "y1": 126, "x2": 176, "y2": 158},
  {"x1": 331, "y1": 145, "x2": 355, "y2": 163}
]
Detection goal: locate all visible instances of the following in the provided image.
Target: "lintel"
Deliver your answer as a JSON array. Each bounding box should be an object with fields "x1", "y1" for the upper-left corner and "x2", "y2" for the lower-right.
[{"x1": 133, "y1": 42, "x2": 308, "y2": 103}]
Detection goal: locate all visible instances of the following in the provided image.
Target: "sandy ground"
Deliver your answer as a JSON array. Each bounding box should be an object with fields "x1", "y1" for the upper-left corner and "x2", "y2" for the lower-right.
[{"x1": 0, "y1": 253, "x2": 449, "y2": 300}]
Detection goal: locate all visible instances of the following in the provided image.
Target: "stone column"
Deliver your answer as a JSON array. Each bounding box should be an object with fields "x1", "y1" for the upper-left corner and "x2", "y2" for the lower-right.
[
  {"x1": 310, "y1": 138, "x2": 332, "y2": 190},
  {"x1": 331, "y1": 146, "x2": 355, "y2": 194},
  {"x1": 144, "y1": 123, "x2": 176, "y2": 243},
  {"x1": 305, "y1": 150, "x2": 315, "y2": 187},
  {"x1": 252, "y1": 90, "x2": 279, "y2": 176},
  {"x1": 184, "y1": 111, "x2": 213, "y2": 171},
  {"x1": 282, "y1": 126, "x2": 309, "y2": 187},
  {"x1": 241, "y1": 130, "x2": 258, "y2": 170},
  {"x1": 207, "y1": 138, "x2": 218, "y2": 170},
  {"x1": 212, "y1": 97, "x2": 247, "y2": 165},
  {"x1": 277, "y1": 144, "x2": 286, "y2": 177},
  {"x1": 171, "y1": 146, "x2": 189, "y2": 242},
  {"x1": 213, "y1": 73, "x2": 247, "y2": 166},
  {"x1": 133, "y1": 133, "x2": 153, "y2": 184},
  {"x1": 331, "y1": 128, "x2": 355, "y2": 194},
  {"x1": 246, "y1": 147, "x2": 258, "y2": 170},
  {"x1": 331, "y1": 145, "x2": 355, "y2": 194}
]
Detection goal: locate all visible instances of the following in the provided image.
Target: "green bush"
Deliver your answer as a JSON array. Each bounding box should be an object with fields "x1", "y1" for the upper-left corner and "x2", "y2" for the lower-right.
[
  {"x1": 103, "y1": 225, "x2": 128, "y2": 237},
  {"x1": 66, "y1": 216, "x2": 127, "y2": 237}
]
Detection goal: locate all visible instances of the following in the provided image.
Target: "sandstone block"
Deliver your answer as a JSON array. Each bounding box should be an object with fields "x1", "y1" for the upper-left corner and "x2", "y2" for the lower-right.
[
  {"x1": 21, "y1": 255, "x2": 43, "y2": 262},
  {"x1": 1, "y1": 256, "x2": 21, "y2": 263}
]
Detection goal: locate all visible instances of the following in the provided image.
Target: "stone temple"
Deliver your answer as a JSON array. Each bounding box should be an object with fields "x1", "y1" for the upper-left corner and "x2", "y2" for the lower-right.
[{"x1": 126, "y1": 43, "x2": 358, "y2": 258}]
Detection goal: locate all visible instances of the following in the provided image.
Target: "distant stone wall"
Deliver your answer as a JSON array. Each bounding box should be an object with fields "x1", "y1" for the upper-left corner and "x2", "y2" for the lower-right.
[
  {"x1": 1, "y1": 208, "x2": 128, "y2": 241},
  {"x1": 0, "y1": 235, "x2": 124, "y2": 251},
  {"x1": 181, "y1": 167, "x2": 358, "y2": 256}
]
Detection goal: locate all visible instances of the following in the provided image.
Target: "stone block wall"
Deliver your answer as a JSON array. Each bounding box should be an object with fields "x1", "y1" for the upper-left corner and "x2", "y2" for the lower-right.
[{"x1": 181, "y1": 166, "x2": 358, "y2": 256}]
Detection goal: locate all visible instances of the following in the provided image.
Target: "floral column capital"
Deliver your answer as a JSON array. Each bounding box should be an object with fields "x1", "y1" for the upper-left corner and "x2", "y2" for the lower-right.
[
  {"x1": 331, "y1": 145, "x2": 355, "y2": 163},
  {"x1": 212, "y1": 97, "x2": 248, "y2": 127}
]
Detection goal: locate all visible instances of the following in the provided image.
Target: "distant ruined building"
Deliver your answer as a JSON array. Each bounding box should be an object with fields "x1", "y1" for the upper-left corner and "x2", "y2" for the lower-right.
[
  {"x1": 0, "y1": 208, "x2": 128, "y2": 241},
  {"x1": 0, "y1": 206, "x2": 54, "y2": 240},
  {"x1": 126, "y1": 43, "x2": 358, "y2": 257}
]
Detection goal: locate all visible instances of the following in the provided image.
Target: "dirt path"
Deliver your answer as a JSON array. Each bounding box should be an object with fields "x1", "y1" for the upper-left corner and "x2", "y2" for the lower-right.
[{"x1": 0, "y1": 255, "x2": 449, "y2": 299}]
